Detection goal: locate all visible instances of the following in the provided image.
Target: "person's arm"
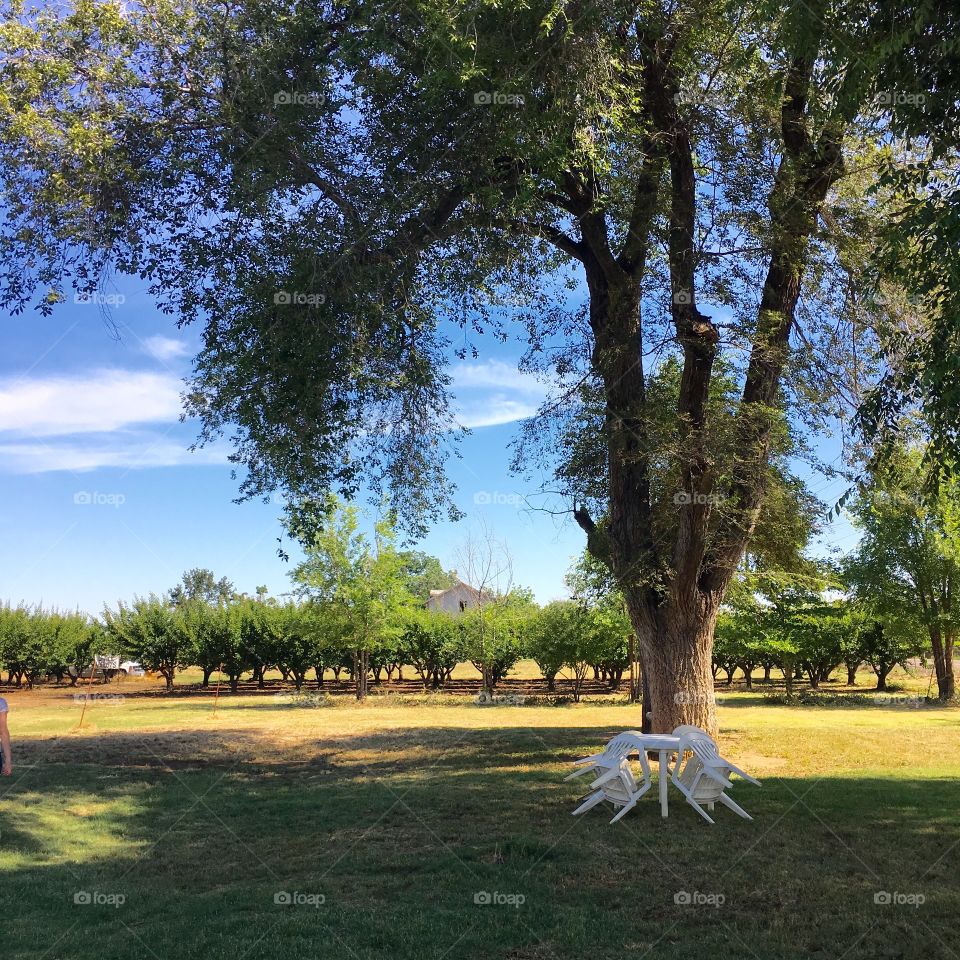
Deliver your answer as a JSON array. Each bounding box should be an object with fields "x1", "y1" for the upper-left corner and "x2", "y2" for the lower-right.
[{"x1": 0, "y1": 709, "x2": 11, "y2": 775}]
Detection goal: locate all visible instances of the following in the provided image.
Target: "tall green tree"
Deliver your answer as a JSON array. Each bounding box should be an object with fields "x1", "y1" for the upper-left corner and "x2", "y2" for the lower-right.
[
  {"x1": 2, "y1": 0, "x2": 955, "y2": 730},
  {"x1": 290, "y1": 499, "x2": 415, "y2": 700}
]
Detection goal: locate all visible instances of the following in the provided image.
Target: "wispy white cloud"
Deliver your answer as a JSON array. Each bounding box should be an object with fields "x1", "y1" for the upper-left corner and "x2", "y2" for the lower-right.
[
  {"x1": 450, "y1": 359, "x2": 545, "y2": 394},
  {"x1": 455, "y1": 397, "x2": 543, "y2": 429},
  {"x1": 143, "y1": 335, "x2": 190, "y2": 362},
  {"x1": 0, "y1": 368, "x2": 226, "y2": 473},
  {"x1": 0, "y1": 357, "x2": 550, "y2": 473},
  {"x1": 450, "y1": 359, "x2": 548, "y2": 428},
  {"x1": 0, "y1": 370, "x2": 182, "y2": 437},
  {"x1": 0, "y1": 436, "x2": 229, "y2": 473}
]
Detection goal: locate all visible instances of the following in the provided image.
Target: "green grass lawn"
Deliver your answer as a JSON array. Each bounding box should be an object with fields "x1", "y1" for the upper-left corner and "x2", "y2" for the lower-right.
[{"x1": 2, "y1": 673, "x2": 958, "y2": 960}]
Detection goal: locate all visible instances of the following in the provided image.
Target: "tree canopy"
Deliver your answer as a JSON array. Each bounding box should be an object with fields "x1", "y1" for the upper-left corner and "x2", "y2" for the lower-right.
[{"x1": 3, "y1": 0, "x2": 959, "y2": 730}]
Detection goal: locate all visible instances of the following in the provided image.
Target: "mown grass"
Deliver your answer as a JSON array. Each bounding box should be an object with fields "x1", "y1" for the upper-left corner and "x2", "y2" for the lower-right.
[{"x1": 1, "y1": 669, "x2": 957, "y2": 960}]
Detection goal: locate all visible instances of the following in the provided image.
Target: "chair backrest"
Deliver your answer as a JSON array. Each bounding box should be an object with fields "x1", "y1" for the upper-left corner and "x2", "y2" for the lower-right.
[
  {"x1": 672, "y1": 724, "x2": 716, "y2": 746},
  {"x1": 604, "y1": 732, "x2": 642, "y2": 758}
]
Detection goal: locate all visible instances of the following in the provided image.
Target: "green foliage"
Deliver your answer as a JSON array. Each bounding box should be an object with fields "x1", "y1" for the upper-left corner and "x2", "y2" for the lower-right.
[
  {"x1": 400, "y1": 608, "x2": 460, "y2": 690},
  {"x1": 168, "y1": 568, "x2": 235, "y2": 607},
  {"x1": 0, "y1": 604, "x2": 97, "y2": 687},
  {"x1": 289, "y1": 497, "x2": 417, "y2": 698},
  {"x1": 843, "y1": 446, "x2": 960, "y2": 699},
  {"x1": 102, "y1": 596, "x2": 191, "y2": 692}
]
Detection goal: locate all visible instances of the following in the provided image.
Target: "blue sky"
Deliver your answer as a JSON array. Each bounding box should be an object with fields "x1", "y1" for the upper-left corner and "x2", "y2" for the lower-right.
[{"x1": 0, "y1": 276, "x2": 858, "y2": 616}]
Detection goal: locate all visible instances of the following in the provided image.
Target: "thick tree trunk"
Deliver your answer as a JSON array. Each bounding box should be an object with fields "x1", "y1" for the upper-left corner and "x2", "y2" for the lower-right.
[
  {"x1": 627, "y1": 595, "x2": 720, "y2": 738},
  {"x1": 846, "y1": 664, "x2": 858, "y2": 686}
]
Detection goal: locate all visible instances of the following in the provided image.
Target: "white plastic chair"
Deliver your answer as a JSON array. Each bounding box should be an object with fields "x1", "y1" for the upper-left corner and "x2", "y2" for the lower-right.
[
  {"x1": 568, "y1": 732, "x2": 653, "y2": 823},
  {"x1": 672, "y1": 724, "x2": 716, "y2": 745},
  {"x1": 566, "y1": 731, "x2": 646, "y2": 779},
  {"x1": 670, "y1": 733, "x2": 760, "y2": 824}
]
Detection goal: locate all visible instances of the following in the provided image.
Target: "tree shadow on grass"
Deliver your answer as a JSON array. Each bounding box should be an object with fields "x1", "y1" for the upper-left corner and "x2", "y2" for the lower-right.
[{"x1": 1, "y1": 725, "x2": 957, "y2": 960}]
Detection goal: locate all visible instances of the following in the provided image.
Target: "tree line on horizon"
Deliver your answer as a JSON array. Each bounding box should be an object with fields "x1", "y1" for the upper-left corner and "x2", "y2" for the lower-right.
[{"x1": 1, "y1": 451, "x2": 956, "y2": 702}]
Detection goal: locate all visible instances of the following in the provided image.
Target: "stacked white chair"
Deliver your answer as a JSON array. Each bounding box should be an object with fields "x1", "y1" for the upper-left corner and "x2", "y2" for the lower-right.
[
  {"x1": 567, "y1": 731, "x2": 653, "y2": 824},
  {"x1": 670, "y1": 727, "x2": 761, "y2": 824}
]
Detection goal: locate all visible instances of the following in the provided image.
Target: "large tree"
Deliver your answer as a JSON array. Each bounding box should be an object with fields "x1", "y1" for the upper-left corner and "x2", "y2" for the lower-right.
[{"x1": 1, "y1": 0, "x2": 956, "y2": 732}]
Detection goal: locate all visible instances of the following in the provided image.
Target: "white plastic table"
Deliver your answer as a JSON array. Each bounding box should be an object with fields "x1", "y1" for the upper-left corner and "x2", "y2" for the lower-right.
[{"x1": 628, "y1": 733, "x2": 681, "y2": 818}]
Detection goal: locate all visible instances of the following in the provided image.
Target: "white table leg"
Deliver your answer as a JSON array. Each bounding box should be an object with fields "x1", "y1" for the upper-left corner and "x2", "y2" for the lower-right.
[{"x1": 659, "y1": 750, "x2": 669, "y2": 817}]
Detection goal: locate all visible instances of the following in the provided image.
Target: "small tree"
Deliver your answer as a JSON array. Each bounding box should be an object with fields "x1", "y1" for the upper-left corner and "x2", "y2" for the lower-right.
[
  {"x1": 454, "y1": 521, "x2": 516, "y2": 696},
  {"x1": 400, "y1": 609, "x2": 459, "y2": 690},
  {"x1": 528, "y1": 602, "x2": 571, "y2": 692},
  {"x1": 290, "y1": 498, "x2": 415, "y2": 701}
]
